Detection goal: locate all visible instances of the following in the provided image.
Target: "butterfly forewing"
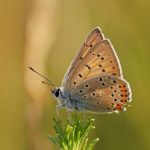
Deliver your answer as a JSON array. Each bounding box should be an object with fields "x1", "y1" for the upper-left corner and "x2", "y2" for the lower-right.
[
  {"x1": 61, "y1": 28, "x2": 122, "y2": 92},
  {"x1": 71, "y1": 40, "x2": 122, "y2": 82},
  {"x1": 61, "y1": 27, "x2": 104, "y2": 89}
]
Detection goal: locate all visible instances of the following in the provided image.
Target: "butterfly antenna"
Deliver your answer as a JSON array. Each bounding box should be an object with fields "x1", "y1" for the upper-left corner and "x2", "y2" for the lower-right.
[
  {"x1": 29, "y1": 67, "x2": 56, "y2": 89},
  {"x1": 41, "y1": 80, "x2": 53, "y2": 86}
]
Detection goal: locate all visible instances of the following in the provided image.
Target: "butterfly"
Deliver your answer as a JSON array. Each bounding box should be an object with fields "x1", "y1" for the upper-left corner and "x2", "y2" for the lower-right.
[{"x1": 29, "y1": 27, "x2": 132, "y2": 113}]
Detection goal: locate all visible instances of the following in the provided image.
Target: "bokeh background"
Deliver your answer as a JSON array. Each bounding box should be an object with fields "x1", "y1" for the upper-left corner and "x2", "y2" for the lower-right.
[{"x1": 0, "y1": 0, "x2": 150, "y2": 150}]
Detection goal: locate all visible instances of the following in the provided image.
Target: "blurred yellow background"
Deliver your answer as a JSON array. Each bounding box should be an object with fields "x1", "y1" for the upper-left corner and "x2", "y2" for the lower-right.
[{"x1": 0, "y1": 0, "x2": 150, "y2": 150}]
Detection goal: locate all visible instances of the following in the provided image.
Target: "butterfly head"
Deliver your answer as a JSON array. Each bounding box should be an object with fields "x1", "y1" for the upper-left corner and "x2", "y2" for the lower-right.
[
  {"x1": 52, "y1": 87, "x2": 64, "y2": 99},
  {"x1": 52, "y1": 88, "x2": 61, "y2": 98}
]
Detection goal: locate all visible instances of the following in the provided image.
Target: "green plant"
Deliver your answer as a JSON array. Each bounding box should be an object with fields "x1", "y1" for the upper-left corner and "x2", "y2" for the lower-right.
[{"x1": 48, "y1": 114, "x2": 99, "y2": 150}]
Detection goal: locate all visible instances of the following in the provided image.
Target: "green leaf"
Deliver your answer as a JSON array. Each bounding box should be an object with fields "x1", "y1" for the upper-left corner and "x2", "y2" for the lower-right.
[
  {"x1": 87, "y1": 138, "x2": 100, "y2": 150},
  {"x1": 48, "y1": 114, "x2": 99, "y2": 150}
]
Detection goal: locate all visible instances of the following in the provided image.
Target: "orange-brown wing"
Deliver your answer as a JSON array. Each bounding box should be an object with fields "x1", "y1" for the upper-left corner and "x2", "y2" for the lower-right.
[
  {"x1": 61, "y1": 27, "x2": 104, "y2": 86},
  {"x1": 61, "y1": 27, "x2": 122, "y2": 92},
  {"x1": 71, "y1": 75, "x2": 131, "y2": 113}
]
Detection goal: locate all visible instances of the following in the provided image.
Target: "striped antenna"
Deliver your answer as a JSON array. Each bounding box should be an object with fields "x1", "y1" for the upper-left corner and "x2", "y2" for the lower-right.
[{"x1": 29, "y1": 67, "x2": 56, "y2": 91}]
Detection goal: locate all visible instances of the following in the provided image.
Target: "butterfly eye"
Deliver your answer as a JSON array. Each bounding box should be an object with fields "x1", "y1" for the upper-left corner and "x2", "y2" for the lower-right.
[
  {"x1": 54, "y1": 89, "x2": 60, "y2": 97},
  {"x1": 90, "y1": 44, "x2": 93, "y2": 47}
]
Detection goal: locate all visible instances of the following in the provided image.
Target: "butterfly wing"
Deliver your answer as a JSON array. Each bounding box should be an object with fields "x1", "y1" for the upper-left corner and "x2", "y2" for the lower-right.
[
  {"x1": 70, "y1": 75, "x2": 131, "y2": 112},
  {"x1": 61, "y1": 27, "x2": 122, "y2": 93},
  {"x1": 62, "y1": 27, "x2": 104, "y2": 84}
]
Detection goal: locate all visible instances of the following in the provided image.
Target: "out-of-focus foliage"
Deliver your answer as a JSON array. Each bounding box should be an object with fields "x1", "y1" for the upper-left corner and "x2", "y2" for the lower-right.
[{"x1": 0, "y1": 0, "x2": 150, "y2": 150}]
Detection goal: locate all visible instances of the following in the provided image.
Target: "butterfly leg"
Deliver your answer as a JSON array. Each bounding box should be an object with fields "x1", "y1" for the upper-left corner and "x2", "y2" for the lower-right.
[
  {"x1": 56, "y1": 104, "x2": 65, "y2": 118},
  {"x1": 83, "y1": 110, "x2": 86, "y2": 122},
  {"x1": 65, "y1": 106, "x2": 72, "y2": 122}
]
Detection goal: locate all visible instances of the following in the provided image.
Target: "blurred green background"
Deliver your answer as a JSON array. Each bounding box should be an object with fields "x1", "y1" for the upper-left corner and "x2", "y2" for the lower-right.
[{"x1": 0, "y1": 0, "x2": 150, "y2": 150}]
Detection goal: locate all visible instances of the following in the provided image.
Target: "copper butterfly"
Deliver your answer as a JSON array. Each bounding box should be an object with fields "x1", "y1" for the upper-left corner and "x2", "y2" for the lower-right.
[{"x1": 29, "y1": 27, "x2": 132, "y2": 113}]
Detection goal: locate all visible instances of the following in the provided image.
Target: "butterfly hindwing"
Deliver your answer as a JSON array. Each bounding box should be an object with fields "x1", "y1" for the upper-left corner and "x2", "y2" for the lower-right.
[{"x1": 70, "y1": 75, "x2": 131, "y2": 112}]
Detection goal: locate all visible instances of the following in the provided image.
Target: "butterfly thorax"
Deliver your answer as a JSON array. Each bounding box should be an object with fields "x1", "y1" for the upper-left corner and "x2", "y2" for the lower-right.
[{"x1": 53, "y1": 87, "x2": 85, "y2": 111}]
